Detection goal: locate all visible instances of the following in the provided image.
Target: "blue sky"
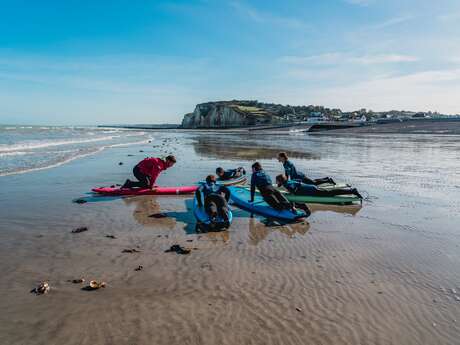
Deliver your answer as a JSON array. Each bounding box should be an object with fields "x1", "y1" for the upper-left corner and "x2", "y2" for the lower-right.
[{"x1": 1, "y1": 0, "x2": 460, "y2": 125}]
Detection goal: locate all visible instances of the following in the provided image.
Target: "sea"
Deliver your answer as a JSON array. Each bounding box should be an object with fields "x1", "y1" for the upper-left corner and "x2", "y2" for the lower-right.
[{"x1": 0, "y1": 125, "x2": 152, "y2": 176}]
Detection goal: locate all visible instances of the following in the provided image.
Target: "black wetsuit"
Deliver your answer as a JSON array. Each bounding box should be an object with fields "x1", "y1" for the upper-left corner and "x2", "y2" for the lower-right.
[
  {"x1": 283, "y1": 160, "x2": 334, "y2": 185},
  {"x1": 196, "y1": 182, "x2": 230, "y2": 221},
  {"x1": 219, "y1": 167, "x2": 246, "y2": 181},
  {"x1": 122, "y1": 165, "x2": 151, "y2": 189},
  {"x1": 251, "y1": 170, "x2": 291, "y2": 211},
  {"x1": 283, "y1": 180, "x2": 360, "y2": 197}
]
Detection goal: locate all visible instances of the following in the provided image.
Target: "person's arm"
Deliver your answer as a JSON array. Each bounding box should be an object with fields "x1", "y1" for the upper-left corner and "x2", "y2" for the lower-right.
[
  {"x1": 148, "y1": 158, "x2": 165, "y2": 189},
  {"x1": 250, "y1": 174, "x2": 256, "y2": 202},
  {"x1": 196, "y1": 187, "x2": 203, "y2": 207},
  {"x1": 221, "y1": 186, "x2": 230, "y2": 202},
  {"x1": 149, "y1": 166, "x2": 159, "y2": 189},
  {"x1": 284, "y1": 162, "x2": 291, "y2": 180},
  {"x1": 290, "y1": 162, "x2": 298, "y2": 180}
]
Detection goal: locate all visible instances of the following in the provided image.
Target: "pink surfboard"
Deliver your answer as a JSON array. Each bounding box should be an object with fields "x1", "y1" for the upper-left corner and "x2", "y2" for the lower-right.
[{"x1": 92, "y1": 185, "x2": 198, "y2": 196}]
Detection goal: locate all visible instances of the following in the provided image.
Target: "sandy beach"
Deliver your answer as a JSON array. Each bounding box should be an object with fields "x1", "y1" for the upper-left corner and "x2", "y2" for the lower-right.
[{"x1": 1, "y1": 131, "x2": 459, "y2": 345}]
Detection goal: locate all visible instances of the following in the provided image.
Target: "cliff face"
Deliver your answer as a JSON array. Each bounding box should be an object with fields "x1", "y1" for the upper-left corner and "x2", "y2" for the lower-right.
[{"x1": 181, "y1": 101, "x2": 280, "y2": 128}]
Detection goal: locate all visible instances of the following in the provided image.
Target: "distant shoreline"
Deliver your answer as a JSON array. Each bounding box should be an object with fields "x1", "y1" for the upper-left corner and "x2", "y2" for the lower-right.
[{"x1": 101, "y1": 118, "x2": 460, "y2": 135}]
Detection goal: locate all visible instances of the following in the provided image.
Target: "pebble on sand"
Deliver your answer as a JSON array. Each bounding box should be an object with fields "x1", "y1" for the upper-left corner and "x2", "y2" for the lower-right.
[
  {"x1": 84, "y1": 281, "x2": 106, "y2": 290},
  {"x1": 69, "y1": 278, "x2": 85, "y2": 284},
  {"x1": 122, "y1": 248, "x2": 141, "y2": 253},
  {"x1": 149, "y1": 213, "x2": 167, "y2": 218},
  {"x1": 165, "y1": 244, "x2": 191, "y2": 255},
  {"x1": 72, "y1": 227, "x2": 88, "y2": 233},
  {"x1": 31, "y1": 281, "x2": 50, "y2": 295}
]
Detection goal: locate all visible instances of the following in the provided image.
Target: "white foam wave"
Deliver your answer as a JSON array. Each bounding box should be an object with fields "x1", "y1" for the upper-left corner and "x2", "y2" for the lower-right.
[
  {"x1": 0, "y1": 137, "x2": 152, "y2": 177},
  {"x1": 124, "y1": 131, "x2": 147, "y2": 137},
  {"x1": 0, "y1": 151, "x2": 29, "y2": 157},
  {"x1": 0, "y1": 135, "x2": 116, "y2": 153},
  {"x1": 106, "y1": 138, "x2": 152, "y2": 148},
  {"x1": 0, "y1": 147, "x2": 105, "y2": 177}
]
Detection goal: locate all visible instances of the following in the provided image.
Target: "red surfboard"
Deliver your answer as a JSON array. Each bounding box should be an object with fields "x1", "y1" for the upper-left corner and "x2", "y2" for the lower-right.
[{"x1": 92, "y1": 185, "x2": 198, "y2": 196}]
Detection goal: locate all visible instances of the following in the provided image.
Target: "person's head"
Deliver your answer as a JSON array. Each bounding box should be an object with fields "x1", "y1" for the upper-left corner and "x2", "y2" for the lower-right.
[
  {"x1": 276, "y1": 174, "x2": 287, "y2": 187},
  {"x1": 252, "y1": 162, "x2": 262, "y2": 172},
  {"x1": 165, "y1": 155, "x2": 176, "y2": 168},
  {"x1": 206, "y1": 174, "x2": 217, "y2": 184},
  {"x1": 215, "y1": 167, "x2": 225, "y2": 177},
  {"x1": 277, "y1": 152, "x2": 288, "y2": 163}
]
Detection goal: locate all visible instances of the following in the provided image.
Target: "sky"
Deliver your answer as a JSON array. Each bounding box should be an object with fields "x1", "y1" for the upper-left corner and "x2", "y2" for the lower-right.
[{"x1": 1, "y1": 0, "x2": 460, "y2": 125}]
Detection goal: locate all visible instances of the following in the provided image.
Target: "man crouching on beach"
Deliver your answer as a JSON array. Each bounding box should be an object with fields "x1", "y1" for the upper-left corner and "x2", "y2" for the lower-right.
[{"x1": 122, "y1": 155, "x2": 176, "y2": 190}]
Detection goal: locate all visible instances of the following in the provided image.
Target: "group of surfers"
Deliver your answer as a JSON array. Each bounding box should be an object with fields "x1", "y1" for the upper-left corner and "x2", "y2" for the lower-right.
[{"x1": 120, "y1": 152, "x2": 363, "y2": 223}]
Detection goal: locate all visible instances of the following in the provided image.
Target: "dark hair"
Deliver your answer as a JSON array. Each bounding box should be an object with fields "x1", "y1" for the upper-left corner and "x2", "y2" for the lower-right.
[
  {"x1": 165, "y1": 155, "x2": 176, "y2": 163},
  {"x1": 206, "y1": 175, "x2": 216, "y2": 183},
  {"x1": 252, "y1": 162, "x2": 262, "y2": 171},
  {"x1": 276, "y1": 174, "x2": 287, "y2": 183},
  {"x1": 216, "y1": 167, "x2": 224, "y2": 174},
  {"x1": 278, "y1": 152, "x2": 288, "y2": 160}
]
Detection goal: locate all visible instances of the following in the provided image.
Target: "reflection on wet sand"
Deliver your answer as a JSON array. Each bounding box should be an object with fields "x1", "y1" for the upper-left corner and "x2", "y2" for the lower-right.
[
  {"x1": 123, "y1": 194, "x2": 359, "y2": 245},
  {"x1": 248, "y1": 217, "x2": 310, "y2": 246},
  {"x1": 308, "y1": 203, "x2": 362, "y2": 216},
  {"x1": 198, "y1": 230, "x2": 231, "y2": 244},
  {"x1": 123, "y1": 196, "x2": 176, "y2": 229},
  {"x1": 192, "y1": 135, "x2": 319, "y2": 160}
]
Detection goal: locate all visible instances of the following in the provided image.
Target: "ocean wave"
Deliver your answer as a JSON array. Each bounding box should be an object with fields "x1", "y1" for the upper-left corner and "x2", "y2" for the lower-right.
[
  {"x1": 0, "y1": 151, "x2": 29, "y2": 157},
  {"x1": 123, "y1": 131, "x2": 147, "y2": 137},
  {"x1": 0, "y1": 135, "x2": 117, "y2": 153},
  {"x1": 0, "y1": 137, "x2": 152, "y2": 177},
  {"x1": 0, "y1": 147, "x2": 105, "y2": 177},
  {"x1": 106, "y1": 138, "x2": 152, "y2": 148}
]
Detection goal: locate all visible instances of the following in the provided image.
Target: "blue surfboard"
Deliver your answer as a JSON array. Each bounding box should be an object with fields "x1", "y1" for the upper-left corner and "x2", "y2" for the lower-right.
[{"x1": 228, "y1": 186, "x2": 307, "y2": 222}]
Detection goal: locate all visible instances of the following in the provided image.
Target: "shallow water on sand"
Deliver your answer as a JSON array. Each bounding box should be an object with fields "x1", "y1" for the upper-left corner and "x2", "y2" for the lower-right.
[
  {"x1": 0, "y1": 131, "x2": 459, "y2": 345},
  {"x1": 0, "y1": 125, "x2": 151, "y2": 176}
]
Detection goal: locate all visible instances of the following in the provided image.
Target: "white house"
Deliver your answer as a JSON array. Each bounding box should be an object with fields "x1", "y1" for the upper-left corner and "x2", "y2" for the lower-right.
[{"x1": 307, "y1": 112, "x2": 328, "y2": 123}]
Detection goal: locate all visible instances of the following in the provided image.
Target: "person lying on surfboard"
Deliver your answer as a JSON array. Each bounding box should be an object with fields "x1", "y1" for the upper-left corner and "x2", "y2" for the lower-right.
[
  {"x1": 277, "y1": 152, "x2": 335, "y2": 186},
  {"x1": 250, "y1": 162, "x2": 310, "y2": 215},
  {"x1": 121, "y1": 155, "x2": 176, "y2": 190},
  {"x1": 215, "y1": 167, "x2": 246, "y2": 181},
  {"x1": 196, "y1": 175, "x2": 230, "y2": 223},
  {"x1": 275, "y1": 174, "x2": 363, "y2": 199}
]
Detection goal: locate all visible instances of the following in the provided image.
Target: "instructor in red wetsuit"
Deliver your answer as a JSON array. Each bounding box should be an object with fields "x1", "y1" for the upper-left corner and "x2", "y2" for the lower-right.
[{"x1": 122, "y1": 155, "x2": 176, "y2": 189}]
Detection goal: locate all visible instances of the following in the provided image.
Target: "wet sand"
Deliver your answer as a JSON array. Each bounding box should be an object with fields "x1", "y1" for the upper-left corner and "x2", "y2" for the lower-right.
[{"x1": 0, "y1": 132, "x2": 459, "y2": 345}]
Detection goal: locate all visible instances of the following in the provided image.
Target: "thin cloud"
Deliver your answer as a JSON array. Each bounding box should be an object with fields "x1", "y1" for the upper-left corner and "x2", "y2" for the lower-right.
[
  {"x1": 370, "y1": 15, "x2": 414, "y2": 30},
  {"x1": 229, "y1": 1, "x2": 310, "y2": 30},
  {"x1": 437, "y1": 12, "x2": 460, "y2": 22},
  {"x1": 279, "y1": 53, "x2": 344, "y2": 65},
  {"x1": 351, "y1": 54, "x2": 419, "y2": 64},
  {"x1": 279, "y1": 53, "x2": 419, "y2": 65},
  {"x1": 312, "y1": 69, "x2": 460, "y2": 114},
  {"x1": 344, "y1": 0, "x2": 373, "y2": 6}
]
